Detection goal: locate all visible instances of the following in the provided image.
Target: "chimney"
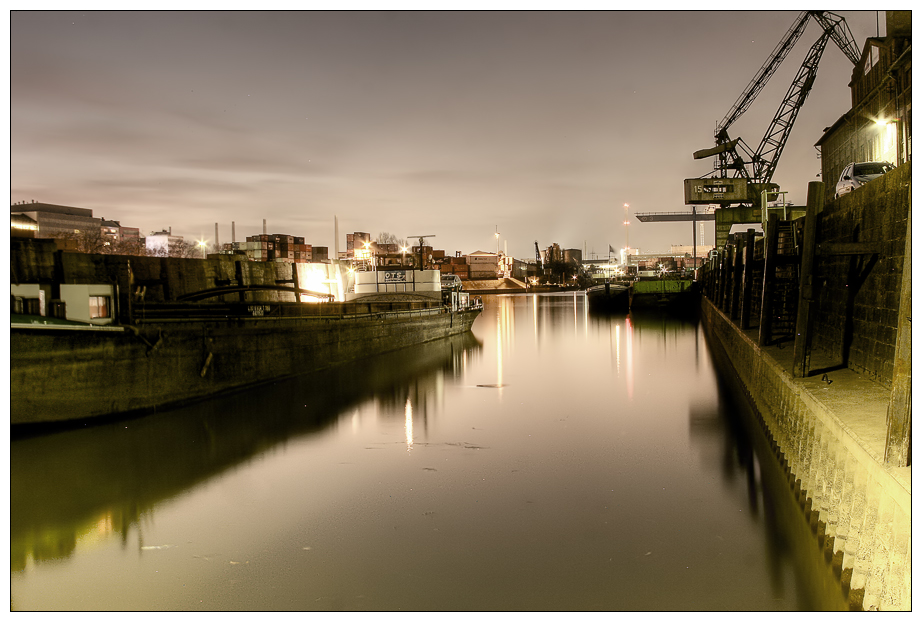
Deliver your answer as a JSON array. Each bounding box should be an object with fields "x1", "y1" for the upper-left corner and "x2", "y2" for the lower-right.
[
  {"x1": 232, "y1": 221, "x2": 236, "y2": 243},
  {"x1": 263, "y1": 219, "x2": 267, "y2": 235},
  {"x1": 215, "y1": 223, "x2": 219, "y2": 249}
]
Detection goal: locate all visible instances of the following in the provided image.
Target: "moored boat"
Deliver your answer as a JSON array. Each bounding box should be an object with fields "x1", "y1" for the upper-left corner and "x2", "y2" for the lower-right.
[
  {"x1": 11, "y1": 296, "x2": 482, "y2": 430},
  {"x1": 10, "y1": 242, "x2": 482, "y2": 430},
  {"x1": 586, "y1": 281, "x2": 631, "y2": 313}
]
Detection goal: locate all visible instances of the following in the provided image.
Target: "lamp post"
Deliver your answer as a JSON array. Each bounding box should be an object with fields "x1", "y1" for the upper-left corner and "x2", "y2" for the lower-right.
[
  {"x1": 623, "y1": 203, "x2": 630, "y2": 253},
  {"x1": 197, "y1": 239, "x2": 207, "y2": 259}
]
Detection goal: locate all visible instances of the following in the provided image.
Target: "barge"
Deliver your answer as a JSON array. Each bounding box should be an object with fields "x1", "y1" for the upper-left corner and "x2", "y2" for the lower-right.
[
  {"x1": 11, "y1": 296, "x2": 481, "y2": 429},
  {"x1": 10, "y1": 239, "x2": 482, "y2": 430},
  {"x1": 586, "y1": 281, "x2": 631, "y2": 313}
]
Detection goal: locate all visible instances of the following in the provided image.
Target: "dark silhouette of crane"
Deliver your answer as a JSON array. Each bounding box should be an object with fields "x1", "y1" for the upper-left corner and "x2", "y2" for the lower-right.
[{"x1": 689, "y1": 11, "x2": 860, "y2": 204}]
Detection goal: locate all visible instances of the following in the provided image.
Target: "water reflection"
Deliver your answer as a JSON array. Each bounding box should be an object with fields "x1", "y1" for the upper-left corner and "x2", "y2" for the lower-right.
[
  {"x1": 12, "y1": 294, "x2": 848, "y2": 610},
  {"x1": 405, "y1": 397, "x2": 414, "y2": 452},
  {"x1": 10, "y1": 331, "x2": 482, "y2": 574},
  {"x1": 689, "y1": 364, "x2": 849, "y2": 611},
  {"x1": 502, "y1": 295, "x2": 847, "y2": 610}
]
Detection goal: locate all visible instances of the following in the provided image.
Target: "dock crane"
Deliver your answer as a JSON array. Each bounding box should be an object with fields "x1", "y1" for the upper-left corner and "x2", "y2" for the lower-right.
[
  {"x1": 535, "y1": 241, "x2": 543, "y2": 276},
  {"x1": 686, "y1": 11, "x2": 860, "y2": 208}
]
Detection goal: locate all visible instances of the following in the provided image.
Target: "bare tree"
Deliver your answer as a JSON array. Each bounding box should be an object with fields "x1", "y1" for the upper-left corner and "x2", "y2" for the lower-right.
[
  {"x1": 142, "y1": 238, "x2": 201, "y2": 258},
  {"x1": 111, "y1": 237, "x2": 147, "y2": 256},
  {"x1": 169, "y1": 239, "x2": 203, "y2": 258},
  {"x1": 51, "y1": 229, "x2": 113, "y2": 255},
  {"x1": 377, "y1": 232, "x2": 407, "y2": 247}
]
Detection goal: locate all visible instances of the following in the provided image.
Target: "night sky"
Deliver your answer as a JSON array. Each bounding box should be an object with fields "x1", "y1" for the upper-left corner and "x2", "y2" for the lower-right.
[{"x1": 10, "y1": 9, "x2": 882, "y2": 259}]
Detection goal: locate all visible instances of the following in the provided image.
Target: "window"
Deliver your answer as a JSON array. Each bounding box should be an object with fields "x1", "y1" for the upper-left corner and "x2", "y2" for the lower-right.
[
  {"x1": 864, "y1": 46, "x2": 879, "y2": 75},
  {"x1": 89, "y1": 296, "x2": 111, "y2": 319}
]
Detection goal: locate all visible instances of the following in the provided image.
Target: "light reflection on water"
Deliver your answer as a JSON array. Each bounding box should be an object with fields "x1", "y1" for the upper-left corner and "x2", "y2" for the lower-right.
[{"x1": 11, "y1": 293, "x2": 847, "y2": 611}]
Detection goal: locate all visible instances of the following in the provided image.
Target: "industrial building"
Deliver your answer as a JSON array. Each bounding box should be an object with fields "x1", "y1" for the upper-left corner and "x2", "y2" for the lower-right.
[
  {"x1": 10, "y1": 202, "x2": 101, "y2": 238},
  {"x1": 815, "y1": 12, "x2": 911, "y2": 204}
]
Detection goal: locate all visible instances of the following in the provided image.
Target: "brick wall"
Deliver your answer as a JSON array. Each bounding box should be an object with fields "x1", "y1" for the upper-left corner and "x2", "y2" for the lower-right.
[{"x1": 810, "y1": 163, "x2": 910, "y2": 387}]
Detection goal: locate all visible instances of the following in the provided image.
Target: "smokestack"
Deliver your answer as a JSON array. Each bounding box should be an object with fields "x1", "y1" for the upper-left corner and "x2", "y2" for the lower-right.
[
  {"x1": 232, "y1": 221, "x2": 236, "y2": 243},
  {"x1": 263, "y1": 219, "x2": 267, "y2": 235},
  {"x1": 215, "y1": 223, "x2": 219, "y2": 249},
  {"x1": 334, "y1": 216, "x2": 340, "y2": 259}
]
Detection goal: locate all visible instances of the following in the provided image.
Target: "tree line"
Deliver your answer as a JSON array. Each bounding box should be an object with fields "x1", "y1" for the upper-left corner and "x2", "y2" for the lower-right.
[{"x1": 49, "y1": 228, "x2": 207, "y2": 258}]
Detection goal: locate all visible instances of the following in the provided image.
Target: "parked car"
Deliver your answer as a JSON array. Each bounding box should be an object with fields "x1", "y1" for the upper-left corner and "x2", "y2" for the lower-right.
[{"x1": 835, "y1": 161, "x2": 894, "y2": 198}]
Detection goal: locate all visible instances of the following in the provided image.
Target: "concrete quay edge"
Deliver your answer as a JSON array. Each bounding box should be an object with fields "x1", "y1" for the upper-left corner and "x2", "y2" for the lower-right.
[{"x1": 699, "y1": 297, "x2": 911, "y2": 611}]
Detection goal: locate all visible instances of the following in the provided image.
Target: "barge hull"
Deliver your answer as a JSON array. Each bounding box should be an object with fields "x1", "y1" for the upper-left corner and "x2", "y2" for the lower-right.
[{"x1": 11, "y1": 306, "x2": 480, "y2": 427}]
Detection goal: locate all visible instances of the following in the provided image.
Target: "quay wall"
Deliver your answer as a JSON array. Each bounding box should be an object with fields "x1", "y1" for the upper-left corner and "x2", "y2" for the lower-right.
[
  {"x1": 701, "y1": 298, "x2": 911, "y2": 611},
  {"x1": 810, "y1": 164, "x2": 910, "y2": 387}
]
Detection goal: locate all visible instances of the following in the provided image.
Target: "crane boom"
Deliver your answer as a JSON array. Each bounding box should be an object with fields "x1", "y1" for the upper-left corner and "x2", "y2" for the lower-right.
[
  {"x1": 811, "y1": 11, "x2": 861, "y2": 64},
  {"x1": 750, "y1": 11, "x2": 859, "y2": 184},
  {"x1": 751, "y1": 32, "x2": 830, "y2": 183},
  {"x1": 695, "y1": 10, "x2": 860, "y2": 190},
  {"x1": 717, "y1": 11, "x2": 812, "y2": 136}
]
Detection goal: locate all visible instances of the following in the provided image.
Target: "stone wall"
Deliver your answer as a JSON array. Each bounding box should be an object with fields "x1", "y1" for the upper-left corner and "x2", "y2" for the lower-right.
[
  {"x1": 701, "y1": 298, "x2": 911, "y2": 611},
  {"x1": 811, "y1": 163, "x2": 910, "y2": 387}
]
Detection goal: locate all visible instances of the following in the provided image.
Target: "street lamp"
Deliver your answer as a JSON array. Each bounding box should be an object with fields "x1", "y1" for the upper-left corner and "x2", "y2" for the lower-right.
[
  {"x1": 197, "y1": 239, "x2": 207, "y2": 258},
  {"x1": 623, "y1": 203, "x2": 630, "y2": 256},
  {"x1": 360, "y1": 241, "x2": 373, "y2": 268}
]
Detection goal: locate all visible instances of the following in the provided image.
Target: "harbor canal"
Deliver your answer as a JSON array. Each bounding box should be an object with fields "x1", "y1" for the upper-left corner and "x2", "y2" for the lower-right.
[{"x1": 11, "y1": 293, "x2": 850, "y2": 611}]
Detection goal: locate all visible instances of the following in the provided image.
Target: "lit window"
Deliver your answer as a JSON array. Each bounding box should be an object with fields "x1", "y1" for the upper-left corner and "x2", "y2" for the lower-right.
[
  {"x1": 89, "y1": 296, "x2": 111, "y2": 319},
  {"x1": 864, "y1": 46, "x2": 880, "y2": 75}
]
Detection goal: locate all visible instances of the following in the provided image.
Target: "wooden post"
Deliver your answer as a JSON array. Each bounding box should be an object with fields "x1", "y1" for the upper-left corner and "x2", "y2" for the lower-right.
[
  {"x1": 885, "y1": 205, "x2": 911, "y2": 466},
  {"x1": 717, "y1": 249, "x2": 727, "y2": 308},
  {"x1": 710, "y1": 253, "x2": 717, "y2": 303},
  {"x1": 291, "y1": 262, "x2": 301, "y2": 302},
  {"x1": 730, "y1": 238, "x2": 743, "y2": 320},
  {"x1": 706, "y1": 257, "x2": 714, "y2": 298},
  {"x1": 759, "y1": 213, "x2": 779, "y2": 346},
  {"x1": 740, "y1": 229, "x2": 755, "y2": 329},
  {"x1": 792, "y1": 182, "x2": 823, "y2": 377},
  {"x1": 720, "y1": 246, "x2": 733, "y2": 313}
]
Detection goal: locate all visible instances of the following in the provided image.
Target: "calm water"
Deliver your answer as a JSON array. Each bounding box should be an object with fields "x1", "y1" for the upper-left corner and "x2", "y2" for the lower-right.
[{"x1": 11, "y1": 293, "x2": 848, "y2": 611}]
